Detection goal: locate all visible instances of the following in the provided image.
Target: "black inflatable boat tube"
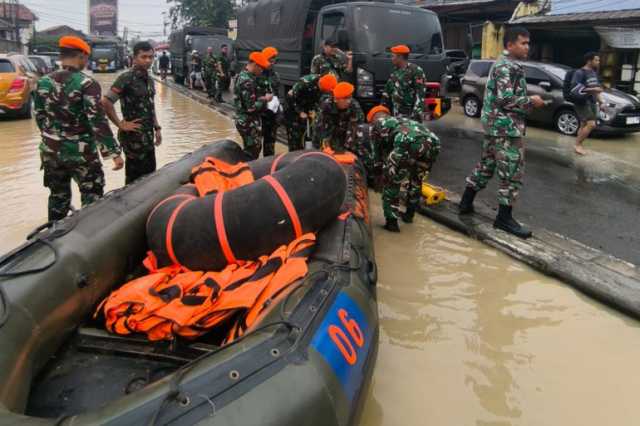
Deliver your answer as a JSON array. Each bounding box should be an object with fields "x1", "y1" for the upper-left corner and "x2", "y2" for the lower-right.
[{"x1": 146, "y1": 151, "x2": 347, "y2": 271}]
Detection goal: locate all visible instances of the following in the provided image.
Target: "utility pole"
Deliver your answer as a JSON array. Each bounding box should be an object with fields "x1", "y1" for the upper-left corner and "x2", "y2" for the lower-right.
[{"x1": 14, "y1": 0, "x2": 19, "y2": 47}]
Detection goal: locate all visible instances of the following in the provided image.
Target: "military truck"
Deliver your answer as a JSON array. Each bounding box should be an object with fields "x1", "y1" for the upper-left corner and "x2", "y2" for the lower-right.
[
  {"x1": 89, "y1": 37, "x2": 125, "y2": 73},
  {"x1": 236, "y1": 0, "x2": 450, "y2": 111},
  {"x1": 169, "y1": 27, "x2": 234, "y2": 85}
]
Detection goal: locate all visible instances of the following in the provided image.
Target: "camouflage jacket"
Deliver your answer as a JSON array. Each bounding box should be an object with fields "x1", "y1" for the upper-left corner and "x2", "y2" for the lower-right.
[
  {"x1": 34, "y1": 66, "x2": 120, "y2": 162},
  {"x1": 106, "y1": 67, "x2": 157, "y2": 133},
  {"x1": 234, "y1": 69, "x2": 267, "y2": 119},
  {"x1": 216, "y1": 53, "x2": 231, "y2": 76},
  {"x1": 371, "y1": 116, "x2": 440, "y2": 175},
  {"x1": 481, "y1": 51, "x2": 532, "y2": 137},
  {"x1": 382, "y1": 62, "x2": 426, "y2": 119},
  {"x1": 310, "y1": 51, "x2": 348, "y2": 79},
  {"x1": 256, "y1": 68, "x2": 281, "y2": 97},
  {"x1": 289, "y1": 74, "x2": 323, "y2": 114},
  {"x1": 315, "y1": 96, "x2": 365, "y2": 152},
  {"x1": 203, "y1": 54, "x2": 218, "y2": 76}
]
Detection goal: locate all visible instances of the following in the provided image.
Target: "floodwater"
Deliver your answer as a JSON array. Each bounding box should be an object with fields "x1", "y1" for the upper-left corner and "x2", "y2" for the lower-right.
[
  {"x1": 362, "y1": 196, "x2": 640, "y2": 426},
  {"x1": 0, "y1": 72, "x2": 237, "y2": 253},
  {"x1": 1, "y1": 72, "x2": 639, "y2": 425}
]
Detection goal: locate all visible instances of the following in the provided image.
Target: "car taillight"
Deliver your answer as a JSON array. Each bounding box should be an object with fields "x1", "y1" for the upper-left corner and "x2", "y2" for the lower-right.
[{"x1": 9, "y1": 78, "x2": 26, "y2": 93}]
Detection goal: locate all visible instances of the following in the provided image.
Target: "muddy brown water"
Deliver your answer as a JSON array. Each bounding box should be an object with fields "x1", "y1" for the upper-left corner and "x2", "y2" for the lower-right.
[{"x1": 1, "y1": 72, "x2": 639, "y2": 425}]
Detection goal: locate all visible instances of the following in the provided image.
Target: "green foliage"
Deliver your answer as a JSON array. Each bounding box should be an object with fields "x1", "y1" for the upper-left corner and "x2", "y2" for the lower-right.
[{"x1": 168, "y1": 0, "x2": 235, "y2": 29}]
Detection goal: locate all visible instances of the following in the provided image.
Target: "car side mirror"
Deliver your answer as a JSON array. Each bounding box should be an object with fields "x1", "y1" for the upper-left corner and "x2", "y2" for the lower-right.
[{"x1": 539, "y1": 81, "x2": 552, "y2": 91}]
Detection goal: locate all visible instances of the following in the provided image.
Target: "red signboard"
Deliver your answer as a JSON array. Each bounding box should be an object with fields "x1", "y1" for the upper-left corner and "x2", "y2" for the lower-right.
[{"x1": 89, "y1": 0, "x2": 118, "y2": 36}]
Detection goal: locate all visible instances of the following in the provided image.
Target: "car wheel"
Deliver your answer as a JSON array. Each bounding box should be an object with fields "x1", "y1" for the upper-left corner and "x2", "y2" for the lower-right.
[
  {"x1": 463, "y1": 96, "x2": 481, "y2": 118},
  {"x1": 17, "y1": 96, "x2": 32, "y2": 120},
  {"x1": 555, "y1": 109, "x2": 580, "y2": 136}
]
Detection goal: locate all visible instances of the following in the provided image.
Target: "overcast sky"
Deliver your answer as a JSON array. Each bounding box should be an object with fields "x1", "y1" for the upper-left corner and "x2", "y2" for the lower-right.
[{"x1": 21, "y1": 0, "x2": 172, "y2": 39}]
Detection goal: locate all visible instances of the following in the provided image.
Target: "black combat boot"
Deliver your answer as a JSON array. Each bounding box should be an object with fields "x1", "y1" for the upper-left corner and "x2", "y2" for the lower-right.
[
  {"x1": 384, "y1": 218, "x2": 400, "y2": 233},
  {"x1": 401, "y1": 205, "x2": 416, "y2": 223},
  {"x1": 493, "y1": 205, "x2": 532, "y2": 239},
  {"x1": 458, "y1": 187, "x2": 477, "y2": 214}
]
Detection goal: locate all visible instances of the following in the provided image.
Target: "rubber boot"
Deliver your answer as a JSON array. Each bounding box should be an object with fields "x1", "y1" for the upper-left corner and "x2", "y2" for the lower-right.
[
  {"x1": 458, "y1": 187, "x2": 477, "y2": 215},
  {"x1": 384, "y1": 218, "x2": 400, "y2": 233},
  {"x1": 493, "y1": 205, "x2": 532, "y2": 239},
  {"x1": 401, "y1": 205, "x2": 416, "y2": 224}
]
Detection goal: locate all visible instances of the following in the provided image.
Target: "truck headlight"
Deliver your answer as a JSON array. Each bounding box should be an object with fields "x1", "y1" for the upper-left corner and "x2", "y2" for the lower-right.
[
  {"x1": 110, "y1": 61, "x2": 116, "y2": 68},
  {"x1": 357, "y1": 67, "x2": 374, "y2": 98}
]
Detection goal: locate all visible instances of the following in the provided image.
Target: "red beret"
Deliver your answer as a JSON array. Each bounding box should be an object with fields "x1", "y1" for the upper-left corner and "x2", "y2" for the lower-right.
[
  {"x1": 59, "y1": 36, "x2": 91, "y2": 55},
  {"x1": 390, "y1": 45, "x2": 410, "y2": 54}
]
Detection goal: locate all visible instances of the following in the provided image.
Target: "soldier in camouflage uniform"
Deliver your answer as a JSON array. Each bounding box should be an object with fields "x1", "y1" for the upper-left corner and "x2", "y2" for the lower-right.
[
  {"x1": 215, "y1": 45, "x2": 231, "y2": 102},
  {"x1": 234, "y1": 52, "x2": 273, "y2": 159},
  {"x1": 315, "y1": 82, "x2": 365, "y2": 153},
  {"x1": 103, "y1": 41, "x2": 162, "y2": 185},
  {"x1": 284, "y1": 73, "x2": 337, "y2": 151},
  {"x1": 367, "y1": 106, "x2": 440, "y2": 232},
  {"x1": 381, "y1": 45, "x2": 426, "y2": 122},
  {"x1": 203, "y1": 47, "x2": 219, "y2": 100},
  {"x1": 458, "y1": 27, "x2": 545, "y2": 239},
  {"x1": 257, "y1": 47, "x2": 281, "y2": 157},
  {"x1": 310, "y1": 38, "x2": 352, "y2": 80},
  {"x1": 34, "y1": 36, "x2": 124, "y2": 221}
]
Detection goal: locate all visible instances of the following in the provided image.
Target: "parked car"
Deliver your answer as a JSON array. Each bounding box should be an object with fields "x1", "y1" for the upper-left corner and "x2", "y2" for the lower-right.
[
  {"x1": 28, "y1": 55, "x2": 51, "y2": 75},
  {"x1": 0, "y1": 54, "x2": 38, "y2": 119},
  {"x1": 460, "y1": 59, "x2": 640, "y2": 136},
  {"x1": 445, "y1": 49, "x2": 469, "y2": 91}
]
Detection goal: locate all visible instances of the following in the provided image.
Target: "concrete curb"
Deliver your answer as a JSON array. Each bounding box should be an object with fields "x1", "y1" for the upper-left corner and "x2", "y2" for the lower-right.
[
  {"x1": 156, "y1": 76, "x2": 640, "y2": 321},
  {"x1": 419, "y1": 192, "x2": 640, "y2": 320}
]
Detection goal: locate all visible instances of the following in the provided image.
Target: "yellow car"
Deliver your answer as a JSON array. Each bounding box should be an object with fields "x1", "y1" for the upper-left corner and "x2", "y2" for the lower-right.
[{"x1": 0, "y1": 54, "x2": 38, "y2": 119}]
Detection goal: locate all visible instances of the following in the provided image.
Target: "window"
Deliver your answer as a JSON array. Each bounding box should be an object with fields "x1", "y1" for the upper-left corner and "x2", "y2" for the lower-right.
[
  {"x1": 524, "y1": 66, "x2": 550, "y2": 85},
  {"x1": 0, "y1": 60, "x2": 15, "y2": 73},
  {"x1": 430, "y1": 32, "x2": 443, "y2": 55},
  {"x1": 469, "y1": 61, "x2": 492, "y2": 78},
  {"x1": 321, "y1": 12, "x2": 345, "y2": 42}
]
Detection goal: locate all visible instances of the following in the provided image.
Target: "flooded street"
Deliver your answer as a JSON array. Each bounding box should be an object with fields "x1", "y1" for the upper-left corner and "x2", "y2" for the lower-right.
[
  {"x1": 363, "y1": 197, "x2": 640, "y2": 426},
  {"x1": 1, "y1": 72, "x2": 639, "y2": 425}
]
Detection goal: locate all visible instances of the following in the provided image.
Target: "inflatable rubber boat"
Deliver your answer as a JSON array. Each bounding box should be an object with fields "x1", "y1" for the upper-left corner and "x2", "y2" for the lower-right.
[{"x1": 0, "y1": 140, "x2": 379, "y2": 425}]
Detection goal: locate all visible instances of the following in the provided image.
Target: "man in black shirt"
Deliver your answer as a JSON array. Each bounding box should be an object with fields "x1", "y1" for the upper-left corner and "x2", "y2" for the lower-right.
[
  {"x1": 571, "y1": 52, "x2": 604, "y2": 155},
  {"x1": 158, "y1": 51, "x2": 170, "y2": 80}
]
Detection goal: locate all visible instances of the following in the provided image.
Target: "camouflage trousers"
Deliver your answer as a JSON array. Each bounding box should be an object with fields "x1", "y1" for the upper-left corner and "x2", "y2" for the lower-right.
[
  {"x1": 204, "y1": 73, "x2": 217, "y2": 98},
  {"x1": 119, "y1": 130, "x2": 157, "y2": 185},
  {"x1": 465, "y1": 136, "x2": 525, "y2": 206},
  {"x1": 285, "y1": 111, "x2": 310, "y2": 152},
  {"x1": 41, "y1": 153, "x2": 105, "y2": 221},
  {"x1": 236, "y1": 114, "x2": 262, "y2": 160},
  {"x1": 382, "y1": 140, "x2": 440, "y2": 221},
  {"x1": 261, "y1": 111, "x2": 278, "y2": 157}
]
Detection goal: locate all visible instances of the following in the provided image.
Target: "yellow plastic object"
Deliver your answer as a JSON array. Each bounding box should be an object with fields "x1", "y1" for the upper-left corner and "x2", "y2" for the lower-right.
[{"x1": 422, "y1": 183, "x2": 446, "y2": 205}]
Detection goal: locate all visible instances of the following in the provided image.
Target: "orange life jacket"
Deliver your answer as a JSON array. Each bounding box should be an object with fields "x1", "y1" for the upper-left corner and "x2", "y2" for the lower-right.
[{"x1": 98, "y1": 233, "x2": 316, "y2": 342}]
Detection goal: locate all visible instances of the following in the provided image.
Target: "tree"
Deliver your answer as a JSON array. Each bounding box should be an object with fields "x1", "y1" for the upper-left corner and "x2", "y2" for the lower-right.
[{"x1": 168, "y1": 0, "x2": 235, "y2": 29}]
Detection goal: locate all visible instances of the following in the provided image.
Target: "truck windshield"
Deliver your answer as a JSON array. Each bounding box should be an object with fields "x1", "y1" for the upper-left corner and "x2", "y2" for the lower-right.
[
  {"x1": 93, "y1": 47, "x2": 117, "y2": 61},
  {"x1": 353, "y1": 7, "x2": 443, "y2": 55}
]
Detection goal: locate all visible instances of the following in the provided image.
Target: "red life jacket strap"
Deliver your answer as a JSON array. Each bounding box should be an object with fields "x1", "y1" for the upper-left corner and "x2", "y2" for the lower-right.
[
  {"x1": 263, "y1": 175, "x2": 303, "y2": 239},
  {"x1": 214, "y1": 191, "x2": 238, "y2": 264}
]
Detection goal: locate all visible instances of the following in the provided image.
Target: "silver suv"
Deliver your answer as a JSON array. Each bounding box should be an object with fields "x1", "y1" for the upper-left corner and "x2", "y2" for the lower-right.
[{"x1": 460, "y1": 59, "x2": 640, "y2": 136}]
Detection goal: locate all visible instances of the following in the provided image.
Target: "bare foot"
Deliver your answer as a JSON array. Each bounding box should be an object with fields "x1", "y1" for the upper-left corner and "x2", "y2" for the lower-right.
[{"x1": 574, "y1": 145, "x2": 587, "y2": 156}]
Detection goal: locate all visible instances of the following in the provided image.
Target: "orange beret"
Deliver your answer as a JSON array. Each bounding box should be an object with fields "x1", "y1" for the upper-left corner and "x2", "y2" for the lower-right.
[
  {"x1": 59, "y1": 36, "x2": 91, "y2": 55},
  {"x1": 318, "y1": 74, "x2": 338, "y2": 93},
  {"x1": 367, "y1": 105, "x2": 390, "y2": 123},
  {"x1": 262, "y1": 46, "x2": 278, "y2": 60},
  {"x1": 333, "y1": 82, "x2": 354, "y2": 99},
  {"x1": 249, "y1": 51, "x2": 270, "y2": 69},
  {"x1": 390, "y1": 45, "x2": 410, "y2": 54}
]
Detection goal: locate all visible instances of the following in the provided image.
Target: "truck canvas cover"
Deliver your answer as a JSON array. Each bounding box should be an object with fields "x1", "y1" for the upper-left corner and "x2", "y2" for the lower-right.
[{"x1": 236, "y1": 0, "x2": 315, "y2": 52}]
